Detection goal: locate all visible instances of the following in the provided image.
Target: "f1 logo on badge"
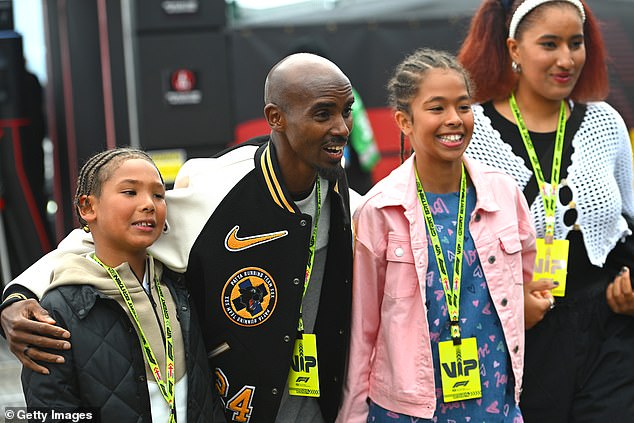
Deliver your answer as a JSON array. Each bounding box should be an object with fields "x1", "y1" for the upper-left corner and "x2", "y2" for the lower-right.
[
  {"x1": 441, "y1": 359, "x2": 478, "y2": 378},
  {"x1": 452, "y1": 380, "x2": 469, "y2": 388},
  {"x1": 295, "y1": 377, "x2": 310, "y2": 383}
]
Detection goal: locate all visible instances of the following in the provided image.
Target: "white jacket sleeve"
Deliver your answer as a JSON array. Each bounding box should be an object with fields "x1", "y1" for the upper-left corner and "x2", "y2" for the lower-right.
[{"x1": 3, "y1": 229, "x2": 94, "y2": 299}]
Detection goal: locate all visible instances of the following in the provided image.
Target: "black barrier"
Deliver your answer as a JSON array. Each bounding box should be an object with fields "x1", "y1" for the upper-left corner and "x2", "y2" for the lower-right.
[{"x1": 0, "y1": 0, "x2": 12, "y2": 31}]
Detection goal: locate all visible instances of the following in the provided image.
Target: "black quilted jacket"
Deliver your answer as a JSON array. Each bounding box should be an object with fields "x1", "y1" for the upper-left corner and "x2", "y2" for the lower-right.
[{"x1": 21, "y1": 268, "x2": 225, "y2": 423}]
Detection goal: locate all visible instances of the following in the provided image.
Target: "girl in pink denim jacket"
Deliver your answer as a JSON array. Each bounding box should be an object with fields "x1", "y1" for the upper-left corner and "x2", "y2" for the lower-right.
[{"x1": 336, "y1": 49, "x2": 536, "y2": 423}]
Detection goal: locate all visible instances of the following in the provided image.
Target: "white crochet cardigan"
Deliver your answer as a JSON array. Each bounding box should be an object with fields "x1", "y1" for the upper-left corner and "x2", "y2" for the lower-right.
[{"x1": 467, "y1": 101, "x2": 634, "y2": 267}]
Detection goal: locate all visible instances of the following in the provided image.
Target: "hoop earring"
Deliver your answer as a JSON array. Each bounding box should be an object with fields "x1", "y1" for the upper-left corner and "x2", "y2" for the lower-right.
[
  {"x1": 512, "y1": 61, "x2": 521, "y2": 74},
  {"x1": 82, "y1": 225, "x2": 91, "y2": 233}
]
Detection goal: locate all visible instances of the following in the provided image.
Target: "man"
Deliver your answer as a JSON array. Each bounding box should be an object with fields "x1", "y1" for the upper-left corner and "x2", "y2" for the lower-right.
[{"x1": 1, "y1": 53, "x2": 356, "y2": 423}]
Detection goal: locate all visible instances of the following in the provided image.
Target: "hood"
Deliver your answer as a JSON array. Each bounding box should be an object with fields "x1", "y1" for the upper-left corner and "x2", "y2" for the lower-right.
[{"x1": 47, "y1": 253, "x2": 162, "y2": 296}]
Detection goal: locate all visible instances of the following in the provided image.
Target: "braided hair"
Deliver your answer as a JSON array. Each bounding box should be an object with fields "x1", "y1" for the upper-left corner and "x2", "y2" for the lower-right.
[
  {"x1": 75, "y1": 148, "x2": 161, "y2": 231},
  {"x1": 387, "y1": 48, "x2": 474, "y2": 163}
]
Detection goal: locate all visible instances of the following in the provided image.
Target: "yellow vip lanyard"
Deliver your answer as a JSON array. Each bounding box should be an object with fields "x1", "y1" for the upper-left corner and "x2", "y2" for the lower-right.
[
  {"x1": 509, "y1": 92, "x2": 567, "y2": 241},
  {"x1": 415, "y1": 164, "x2": 467, "y2": 345},
  {"x1": 298, "y1": 176, "x2": 321, "y2": 333},
  {"x1": 92, "y1": 255, "x2": 176, "y2": 422}
]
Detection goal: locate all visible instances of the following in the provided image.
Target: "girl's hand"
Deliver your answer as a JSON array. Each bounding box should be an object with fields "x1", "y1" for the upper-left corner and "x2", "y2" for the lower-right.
[
  {"x1": 606, "y1": 267, "x2": 634, "y2": 316},
  {"x1": 524, "y1": 278, "x2": 557, "y2": 330}
]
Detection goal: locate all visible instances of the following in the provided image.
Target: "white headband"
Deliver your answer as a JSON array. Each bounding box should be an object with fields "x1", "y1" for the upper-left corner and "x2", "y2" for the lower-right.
[{"x1": 509, "y1": 0, "x2": 586, "y2": 39}]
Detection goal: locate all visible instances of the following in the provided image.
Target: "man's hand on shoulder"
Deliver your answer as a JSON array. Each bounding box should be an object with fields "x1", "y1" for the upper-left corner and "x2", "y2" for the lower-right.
[{"x1": 1, "y1": 299, "x2": 71, "y2": 374}]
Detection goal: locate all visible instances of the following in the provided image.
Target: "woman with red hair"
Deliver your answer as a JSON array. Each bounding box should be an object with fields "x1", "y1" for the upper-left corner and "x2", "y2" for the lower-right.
[{"x1": 458, "y1": 1, "x2": 634, "y2": 421}]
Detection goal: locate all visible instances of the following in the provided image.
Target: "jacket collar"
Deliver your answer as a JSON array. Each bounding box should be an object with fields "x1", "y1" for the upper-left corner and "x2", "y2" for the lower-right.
[
  {"x1": 464, "y1": 155, "x2": 501, "y2": 214},
  {"x1": 254, "y1": 140, "x2": 344, "y2": 214},
  {"x1": 56, "y1": 284, "x2": 109, "y2": 319},
  {"x1": 256, "y1": 141, "x2": 301, "y2": 213},
  {"x1": 373, "y1": 154, "x2": 501, "y2": 214}
]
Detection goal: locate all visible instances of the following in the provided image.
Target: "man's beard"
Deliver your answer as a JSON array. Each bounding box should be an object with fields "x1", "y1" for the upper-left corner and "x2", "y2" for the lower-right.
[{"x1": 318, "y1": 163, "x2": 345, "y2": 182}]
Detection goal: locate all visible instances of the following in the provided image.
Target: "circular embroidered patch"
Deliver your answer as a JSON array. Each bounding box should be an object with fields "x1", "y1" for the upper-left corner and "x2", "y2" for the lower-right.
[{"x1": 222, "y1": 267, "x2": 277, "y2": 327}]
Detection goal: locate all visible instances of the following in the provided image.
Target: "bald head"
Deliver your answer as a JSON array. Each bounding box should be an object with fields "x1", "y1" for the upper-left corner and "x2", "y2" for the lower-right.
[
  {"x1": 261, "y1": 52, "x2": 354, "y2": 193},
  {"x1": 264, "y1": 53, "x2": 351, "y2": 110}
]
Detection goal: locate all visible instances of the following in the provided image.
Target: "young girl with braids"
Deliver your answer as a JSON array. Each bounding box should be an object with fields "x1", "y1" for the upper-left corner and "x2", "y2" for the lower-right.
[
  {"x1": 458, "y1": 0, "x2": 634, "y2": 420},
  {"x1": 21, "y1": 148, "x2": 219, "y2": 422},
  {"x1": 336, "y1": 48, "x2": 535, "y2": 423}
]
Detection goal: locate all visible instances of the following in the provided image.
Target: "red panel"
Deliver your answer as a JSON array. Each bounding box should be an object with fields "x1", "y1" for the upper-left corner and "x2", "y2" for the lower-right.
[{"x1": 234, "y1": 118, "x2": 270, "y2": 145}]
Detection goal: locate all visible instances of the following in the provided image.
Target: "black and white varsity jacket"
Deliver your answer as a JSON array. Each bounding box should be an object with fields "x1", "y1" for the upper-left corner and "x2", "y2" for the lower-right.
[{"x1": 156, "y1": 137, "x2": 354, "y2": 422}]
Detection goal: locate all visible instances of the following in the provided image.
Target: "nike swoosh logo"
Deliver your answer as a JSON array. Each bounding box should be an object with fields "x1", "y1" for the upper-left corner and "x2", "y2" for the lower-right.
[{"x1": 224, "y1": 225, "x2": 289, "y2": 252}]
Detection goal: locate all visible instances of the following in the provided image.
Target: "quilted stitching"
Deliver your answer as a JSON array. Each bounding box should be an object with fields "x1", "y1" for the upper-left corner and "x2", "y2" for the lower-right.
[{"x1": 22, "y1": 273, "x2": 220, "y2": 422}]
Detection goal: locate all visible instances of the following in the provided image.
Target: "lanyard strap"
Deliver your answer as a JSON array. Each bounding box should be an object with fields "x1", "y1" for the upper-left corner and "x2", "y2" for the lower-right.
[
  {"x1": 92, "y1": 255, "x2": 176, "y2": 422},
  {"x1": 415, "y1": 164, "x2": 467, "y2": 344},
  {"x1": 298, "y1": 177, "x2": 321, "y2": 333},
  {"x1": 509, "y1": 92, "x2": 566, "y2": 239}
]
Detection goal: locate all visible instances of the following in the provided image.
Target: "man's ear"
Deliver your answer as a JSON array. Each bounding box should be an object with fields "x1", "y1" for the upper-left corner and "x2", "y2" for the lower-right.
[
  {"x1": 394, "y1": 110, "x2": 412, "y2": 137},
  {"x1": 77, "y1": 195, "x2": 97, "y2": 223},
  {"x1": 264, "y1": 103, "x2": 285, "y2": 132}
]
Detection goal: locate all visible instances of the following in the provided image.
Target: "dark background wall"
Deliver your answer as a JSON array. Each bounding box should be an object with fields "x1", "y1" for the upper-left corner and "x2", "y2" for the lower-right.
[
  {"x1": 228, "y1": 0, "x2": 634, "y2": 185},
  {"x1": 229, "y1": 14, "x2": 481, "y2": 176},
  {"x1": 42, "y1": 0, "x2": 232, "y2": 237}
]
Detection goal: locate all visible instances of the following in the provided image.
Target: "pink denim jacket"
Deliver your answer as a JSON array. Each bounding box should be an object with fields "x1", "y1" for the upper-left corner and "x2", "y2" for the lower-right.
[{"x1": 337, "y1": 155, "x2": 536, "y2": 422}]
